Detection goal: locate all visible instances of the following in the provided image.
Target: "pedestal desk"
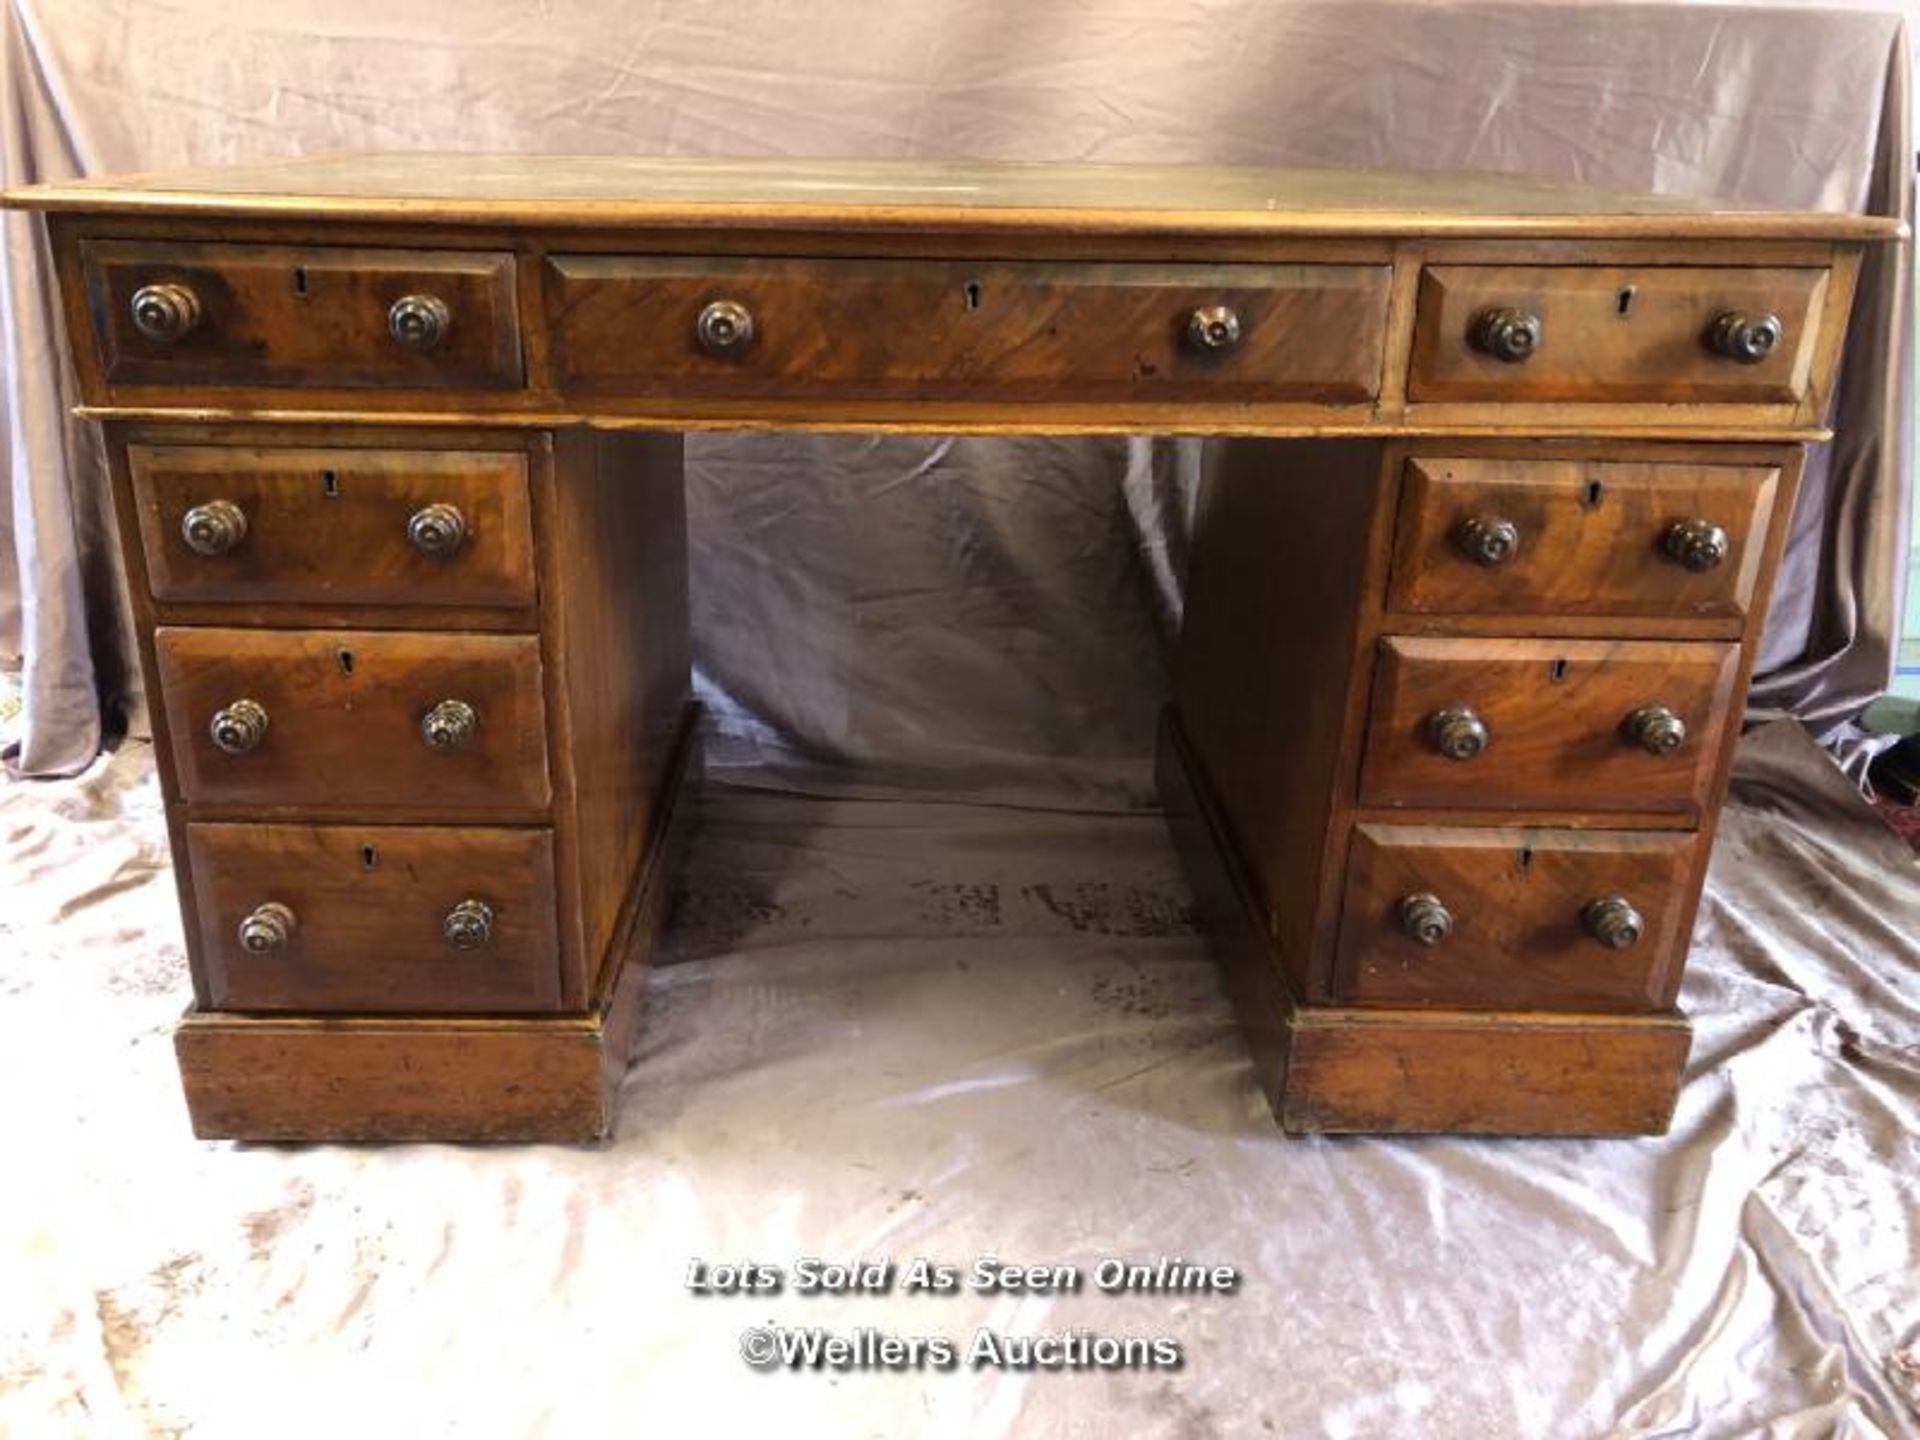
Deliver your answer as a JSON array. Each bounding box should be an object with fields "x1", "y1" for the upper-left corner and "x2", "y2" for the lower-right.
[{"x1": 5, "y1": 157, "x2": 1899, "y2": 1141}]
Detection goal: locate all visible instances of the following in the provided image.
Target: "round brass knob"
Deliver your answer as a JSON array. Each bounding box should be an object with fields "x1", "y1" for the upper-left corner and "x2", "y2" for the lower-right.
[
  {"x1": 237, "y1": 900, "x2": 297, "y2": 954},
  {"x1": 407, "y1": 503, "x2": 468, "y2": 558},
  {"x1": 1662, "y1": 518, "x2": 1730, "y2": 574},
  {"x1": 443, "y1": 897, "x2": 494, "y2": 949},
  {"x1": 696, "y1": 299, "x2": 754, "y2": 355},
  {"x1": 1582, "y1": 896, "x2": 1644, "y2": 950},
  {"x1": 180, "y1": 499, "x2": 248, "y2": 556},
  {"x1": 129, "y1": 282, "x2": 202, "y2": 342},
  {"x1": 1426, "y1": 704, "x2": 1489, "y2": 761},
  {"x1": 1398, "y1": 892, "x2": 1454, "y2": 947},
  {"x1": 1187, "y1": 305, "x2": 1243, "y2": 352},
  {"x1": 388, "y1": 293, "x2": 451, "y2": 352},
  {"x1": 1454, "y1": 515, "x2": 1520, "y2": 568},
  {"x1": 1469, "y1": 307, "x2": 1542, "y2": 363},
  {"x1": 1624, "y1": 703, "x2": 1688, "y2": 756},
  {"x1": 1709, "y1": 310, "x2": 1783, "y2": 365},
  {"x1": 209, "y1": 698, "x2": 269, "y2": 755},
  {"x1": 421, "y1": 699, "x2": 477, "y2": 751}
]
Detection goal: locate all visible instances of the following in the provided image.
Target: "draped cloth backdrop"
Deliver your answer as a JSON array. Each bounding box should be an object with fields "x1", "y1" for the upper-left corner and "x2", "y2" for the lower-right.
[{"x1": 0, "y1": 1, "x2": 1911, "y2": 798}]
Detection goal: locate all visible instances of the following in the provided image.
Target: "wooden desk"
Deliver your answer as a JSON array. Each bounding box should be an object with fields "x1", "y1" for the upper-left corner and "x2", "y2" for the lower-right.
[{"x1": 6, "y1": 156, "x2": 1899, "y2": 1141}]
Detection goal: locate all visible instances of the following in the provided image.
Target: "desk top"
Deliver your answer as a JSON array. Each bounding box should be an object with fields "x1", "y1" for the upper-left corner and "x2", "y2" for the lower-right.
[{"x1": 4, "y1": 153, "x2": 1902, "y2": 241}]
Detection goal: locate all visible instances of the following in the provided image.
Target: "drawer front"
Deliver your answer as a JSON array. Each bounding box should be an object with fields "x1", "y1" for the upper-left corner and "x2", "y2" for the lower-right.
[
  {"x1": 1388, "y1": 457, "x2": 1780, "y2": 619},
  {"x1": 548, "y1": 257, "x2": 1391, "y2": 403},
  {"x1": 1360, "y1": 636, "x2": 1738, "y2": 814},
  {"x1": 83, "y1": 240, "x2": 523, "y2": 391},
  {"x1": 1334, "y1": 824, "x2": 1698, "y2": 1011},
  {"x1": 155, "y1": 628, "x2": 550, "y2": 810},
  {"x1": 1409, "y1": 265, "x2": 1828, "y2": 404},
  {"x1": 131, "y1": 446, "x2": 536, "y2": 608},
  {"x1": 186, "y1": 822, "x2": 561, "y2": 1013}
]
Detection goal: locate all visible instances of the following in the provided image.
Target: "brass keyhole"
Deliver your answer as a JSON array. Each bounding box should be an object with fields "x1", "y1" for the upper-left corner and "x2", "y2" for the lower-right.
[
  {"x1": 337, "y1": 647, "x2": 355, "y2": 676},
  {"x1": 963, "y1": 280, "x2": 983, "y2": 311},
  {"x1": 1615, "y1": 286, "x2": 1636, "y2": 316},
  {"x1": 1550, "y1": 658, "x2": 1569, "y2": 683},
  {"x1": 360, "y1": 843, "x2": 379, "y2": 871},
  {"x1": 1583, "y1": 479, "x2": 1605, "y2": 509},
  {"x1": 322, "y1": 469, "x2": 340, "y2": 497}
]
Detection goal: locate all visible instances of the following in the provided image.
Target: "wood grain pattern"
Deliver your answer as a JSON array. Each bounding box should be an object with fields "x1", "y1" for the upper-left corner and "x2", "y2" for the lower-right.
[
  {"x1": 1360, "y1": 635, "x2": 1739, "y2": 815},
  {"x1": 186, "y1": 822, "x2": 561, "y2": 1013},
  {"x1": 1333, "y1": 824, "x2": 1699, "y2": 1010},
  {"x1": 1387, "y1": 457, "x2": 1779, "y2": 619},
  {"x1": 130, "y1": 445, "x2": 535, "y2": 608},
  {"x1": 549, "y1": 257, "x2": 1390, "y2": 403},
  {"x1": 8, "y1": 155, "x2": 1901, "y2": 240},
  {"x1": 171, "y1": 718, "x2": 700, "y2": 1143},
  {"x1": 1156, "y1": 708, "x2": 1689, "y2": 1136},
  {"x1": 81, "y1": 239, "x2": 522, "y2": 390},
  {"x1": 154, "y1": 626, "x2": 551, "y2": 810},
  {"x1": 544, "y1": 429, "x2": 691, "y2": 998},
  {"x1": 1172, "y1": 438, "x2": 1384, "y2": 987},
  {"x1": 1410, "y1": 265, "x2": 1828, "y2": 404}
]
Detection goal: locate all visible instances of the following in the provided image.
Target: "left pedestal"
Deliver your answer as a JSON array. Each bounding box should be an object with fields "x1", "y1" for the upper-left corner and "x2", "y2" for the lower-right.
[{"x1": 103, "y1": 423, "x2": 694, "y2": 1144}]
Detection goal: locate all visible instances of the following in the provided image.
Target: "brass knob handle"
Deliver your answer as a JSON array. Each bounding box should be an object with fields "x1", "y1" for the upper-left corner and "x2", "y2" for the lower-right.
[
  {"x1": 1709, "y1": 310, "x2": 1783, "y2": 364},
  {"x1": 1187, "y1": 305, "x2": 1243, "y2": 352},
  {"x1": 129, "y1": 282, "x2": 202, "y2": 342},
  {"x1": 1624, "y1": 704, "x2": 1688, "y2": 756},
  {"x1": 1469, "y1": 307, "x2": 1542, "y2": 363},
  {"x1": 1426, "y1": 705, "x2": 1489, "y2": 761},
  {"x1": 388, "y1": 293, "x2": 451, "y2": 351},
  {"x1": 237, "y1": 900, "x2": 297, "y2": 954},
  {"x1": 1454, "y1": 515, "x2": 1520, "y2": 567},
  {"x1": 180, "y1": 499, "x2": 248, "y2": 556},
  {"x1": 1582, "y1": 896, "x2": 1644, "y2": 951},
  {"x1": 1662, "y1": 518, "x2": 1730, "y2": 574},
  {"x1": 443, "y1": 897, "x2": 494, "y2": 949},
  {"x1": 209, "y1": 698, "x2": 269, "y2": 755},
  {"x1": 407, "y1": 503, "x2": 468, "y2": 558},
  {"x1": 421, "y1": 699, "x2": 477, "y2": 751},
  {"x1": 1398, "y1": 892, "x2": 1454, "y2": 946},
  {"x1": 696, "y1": 299, "x2": 754, "y2": 355}
]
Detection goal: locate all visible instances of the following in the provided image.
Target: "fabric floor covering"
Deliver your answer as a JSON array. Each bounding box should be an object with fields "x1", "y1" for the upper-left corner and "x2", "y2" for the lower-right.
[{"x1": 1, "y1": 721, "x2": 1916, "y2": 1438}]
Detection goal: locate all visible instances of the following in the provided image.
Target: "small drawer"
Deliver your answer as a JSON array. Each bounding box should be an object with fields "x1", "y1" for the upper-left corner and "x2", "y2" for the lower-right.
[
  {"x1": 82, "y1": 240, "x2": 523, "y2": 391},
  {"x1": 547, "y1": 256, "x2": 1391, "y2": 403},
  {"x1": 155, "y1": 628, "x2": 550, "y2": 810},
  {"x1": 131, "y1": 446, "x2": 535, "y2": 608},
  {"x1": 186, "y1": 822, "x2": 561, "y2": 1013},
  {"x1": 1334, "y1": 824, "x2": 1699, "y2": 1011},
  {"x1": 1408, "y1": 265, "x2": 1828, "y2": 405},
  {"x1": 1360, "y1": 636, "x2": 1738, "y2": 815},
  {"x1": 1388, "y1": 457, "x2": 1780, "y2": 619}
]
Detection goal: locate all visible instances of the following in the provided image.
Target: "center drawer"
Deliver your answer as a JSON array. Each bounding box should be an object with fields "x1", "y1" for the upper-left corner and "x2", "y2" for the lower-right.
[
  {"x1": 154, "y1": 628, "x2": 551, "y2": 810},
  {"x1": 1360, "y1": 636, "x2": 1738, "y2": 815},
  {"x1": 546, "y1": 257, "x2": 1391, "y2": 403},
  {"x1": 186, "y1": 822, "x2": 562, "y2": 1013}
]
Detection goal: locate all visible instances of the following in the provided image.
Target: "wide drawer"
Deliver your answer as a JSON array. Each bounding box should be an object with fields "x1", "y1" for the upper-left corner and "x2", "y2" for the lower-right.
[
  {"x1": 186, "y1": 822, "x2": 562, "y2": 1013},
  {"x1": 155, "y1": 628, "x2": 550, "y2": 810},
  {"x1": 1333, "y1": 824, "x2": 1699, "y2": 1011},
  {"x1": 1408, "y1": 265, "x2": 1828, "y2": 404},
  {"x1": 1360, "y1": 636, "x2": 1738, "y2": 815},
  {"x1": 82, "y1": 240, "x2": 523, "y2": 390},
  {"x1": 131, "y1": 446, "x2": 536, "y2": 608},
  {"x1": 1387, "y1": 457, "x2": 1780, "y2": 619},
  {"x1": 547, "y1": 257, "x2": 1391, "y2": 403}
]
